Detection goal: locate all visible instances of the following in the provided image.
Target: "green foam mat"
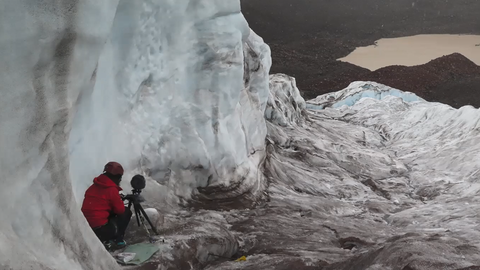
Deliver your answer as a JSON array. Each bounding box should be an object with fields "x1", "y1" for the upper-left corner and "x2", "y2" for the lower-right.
[{"x1": 116, "y1": 243, "x2": 160, "y2": 265}]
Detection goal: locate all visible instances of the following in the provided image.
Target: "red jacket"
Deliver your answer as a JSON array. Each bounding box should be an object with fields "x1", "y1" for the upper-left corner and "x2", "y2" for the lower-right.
[{"x1": 81, "y1": 174, "x2": 125, "y2": 228}]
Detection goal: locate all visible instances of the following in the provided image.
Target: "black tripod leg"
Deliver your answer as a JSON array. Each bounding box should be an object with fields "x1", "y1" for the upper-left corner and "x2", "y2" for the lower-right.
[
  {"x1": 137, "y1": 204, "x2": 159, "y2": 235},
  {"x1": 134, "y1": 204, "x2": 141, "y2": 226}
]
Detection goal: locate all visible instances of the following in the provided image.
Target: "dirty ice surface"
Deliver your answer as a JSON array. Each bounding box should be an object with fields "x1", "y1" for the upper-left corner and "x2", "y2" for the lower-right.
[{"x1": 124, "y1": 79, "x2": 480, "y2": 269}]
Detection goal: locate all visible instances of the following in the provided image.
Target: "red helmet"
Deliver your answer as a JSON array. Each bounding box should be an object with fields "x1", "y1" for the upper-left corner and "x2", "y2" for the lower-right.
[{"x1": 103, "y1": 161, "x2": 124, "y2": 176}]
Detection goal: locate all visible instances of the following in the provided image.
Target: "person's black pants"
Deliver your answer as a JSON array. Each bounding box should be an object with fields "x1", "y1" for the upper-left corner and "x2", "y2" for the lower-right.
[{"x1": 93, "y1": 208, "x2": 132, "y2": 243}]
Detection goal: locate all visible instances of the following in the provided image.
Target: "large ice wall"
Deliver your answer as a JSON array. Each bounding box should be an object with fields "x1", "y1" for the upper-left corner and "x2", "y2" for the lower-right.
[
  {"x1": 0, "y1": 0, "x2": 272, "y2": 269},
  {"x1": 69, "y1": 0, "x2": 272, "y2": 205},
  {"x1": 0, "y1": 1, "x2": 120, "y2": 269}
]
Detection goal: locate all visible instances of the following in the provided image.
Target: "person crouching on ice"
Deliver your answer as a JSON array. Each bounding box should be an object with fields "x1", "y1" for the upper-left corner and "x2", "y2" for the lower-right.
[{"x1": 81, "y1": 161, "x2": 132, "y2": 250}]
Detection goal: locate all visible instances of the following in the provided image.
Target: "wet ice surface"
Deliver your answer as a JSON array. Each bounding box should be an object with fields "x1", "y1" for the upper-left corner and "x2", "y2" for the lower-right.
[{"x1": 122, "y1": 81, "x2": 480, "y2": 270}]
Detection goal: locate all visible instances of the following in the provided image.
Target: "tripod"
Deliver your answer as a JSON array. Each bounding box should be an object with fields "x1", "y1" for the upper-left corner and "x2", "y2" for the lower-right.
[{"x1": 125, "y1": 189, "x2": 159, "y2": 237}]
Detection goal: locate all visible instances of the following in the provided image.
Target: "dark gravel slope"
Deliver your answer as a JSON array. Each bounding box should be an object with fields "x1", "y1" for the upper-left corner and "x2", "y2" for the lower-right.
[{"x1": 241, "y1": 0, "x2": 480, "y2": 107}]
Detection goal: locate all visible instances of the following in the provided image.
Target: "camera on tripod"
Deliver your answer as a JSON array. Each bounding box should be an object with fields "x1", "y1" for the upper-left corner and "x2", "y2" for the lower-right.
[
  {"x1": 121, "y1": 174, "x2": 147, "y2": 202},
  {"x1": 121, "y1": 174, "x2": 158, "y2": 236}
]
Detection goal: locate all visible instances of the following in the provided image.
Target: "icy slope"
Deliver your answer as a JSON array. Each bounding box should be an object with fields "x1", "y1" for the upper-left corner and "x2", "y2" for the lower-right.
[
  {"x1": 0, "y1": 1, "x2": 271, "y2": 269},
  {"x1": 117, "y1": 79, "x2": 480, "y2": 269},
  {"x1": 206, "y1": 81, "x2": 480, "y2": 270}
]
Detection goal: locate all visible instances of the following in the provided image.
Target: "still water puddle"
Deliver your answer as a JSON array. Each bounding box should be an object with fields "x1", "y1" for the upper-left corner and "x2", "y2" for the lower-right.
[{"x1": 338, "y1": 34, "x2": 480, "y2": 71}]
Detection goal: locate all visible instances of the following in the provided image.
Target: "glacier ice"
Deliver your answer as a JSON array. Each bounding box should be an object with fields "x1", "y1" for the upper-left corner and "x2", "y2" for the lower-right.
[
  {"x1": 307, "y1": 81, "x2": 425, "y2": 110},
  {"x1": 0, "y1": 1, "x2": 120, "y2": 269},
  {"x1": 3, "y1": 0, "x2": 480, "y2": 269},
  {"x1": 207, "y1": 82, "x2": 480, "y2": 269},
  {"x1": 0, "y1": 0, "x2": 271, "y2": 269},
  {"x1": 69, "y1": 0, "x2": 271, "y2": 206},
  {"x1": 265, "y1": 74, "x2": 306, "y2": 127}
]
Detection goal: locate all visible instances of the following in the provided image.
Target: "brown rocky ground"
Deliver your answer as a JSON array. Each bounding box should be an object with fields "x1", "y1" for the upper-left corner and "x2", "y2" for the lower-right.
[
  {"x1": 355, "y1": 53, "x2": 480, "y2": 108},
  {"x1": 241, "y1": 0, "x2": 480, "y2": 107}
]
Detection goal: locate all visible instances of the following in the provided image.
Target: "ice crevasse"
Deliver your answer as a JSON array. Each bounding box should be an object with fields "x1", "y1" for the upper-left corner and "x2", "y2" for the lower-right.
[{"x1": 0, "y1": 0, "x2": 280, "y2": 269}]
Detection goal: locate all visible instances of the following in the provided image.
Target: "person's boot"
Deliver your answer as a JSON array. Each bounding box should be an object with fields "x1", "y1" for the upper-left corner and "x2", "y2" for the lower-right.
[
  {"x1": 115, "y1": 239, "x2": 127, "y2": 248},
  {"x1": 107, "y1": 239, "x2": 127, "y2": 251}
]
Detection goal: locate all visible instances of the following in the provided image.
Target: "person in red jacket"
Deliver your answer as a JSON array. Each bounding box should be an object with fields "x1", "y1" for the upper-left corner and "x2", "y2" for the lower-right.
[{"x1": 81, "y1": 161, "x2": 132, "y2": 250}]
